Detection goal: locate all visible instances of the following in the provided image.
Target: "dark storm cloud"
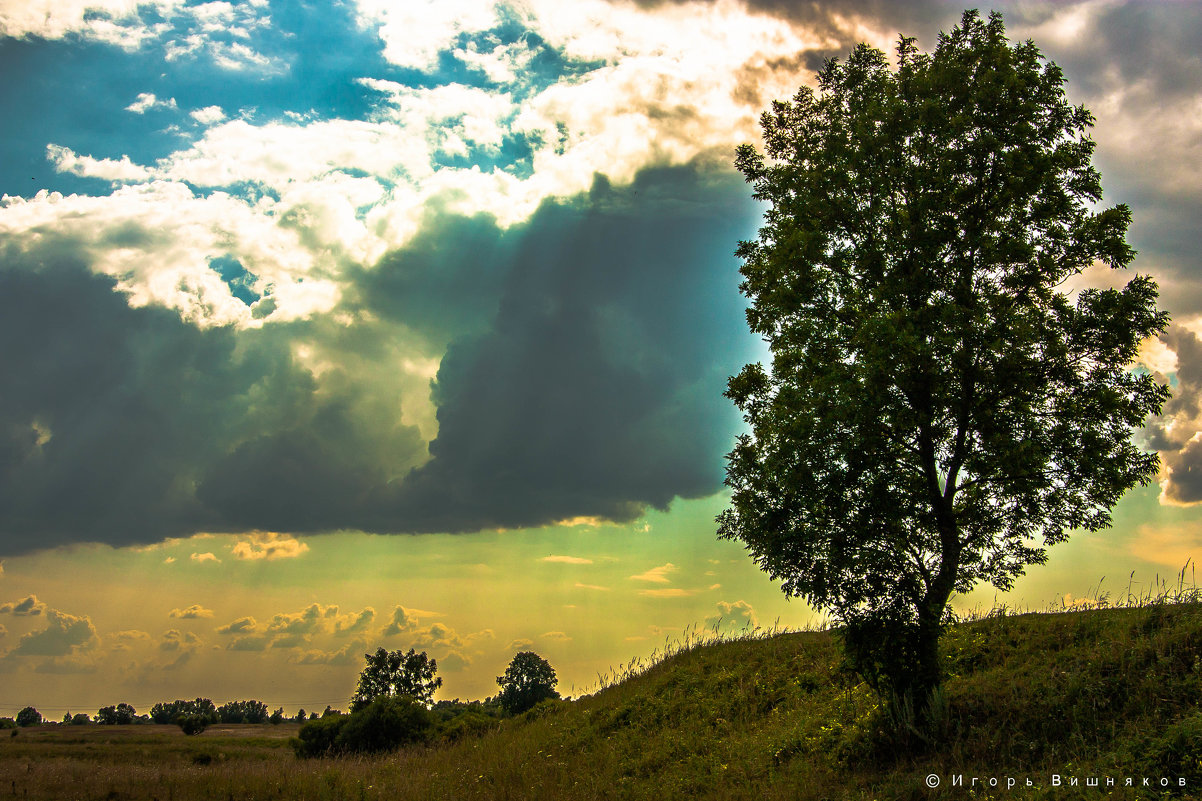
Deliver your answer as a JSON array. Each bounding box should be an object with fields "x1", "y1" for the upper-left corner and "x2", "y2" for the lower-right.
[
  {"x1": 388, "y1": 168, "x2": 756, "y2": 532},
  {"x1": 0, "y1": 238, "x2": 427, "y2": 554},
  {"x1": 0, "y1": 166, "x2": 758, "y2": 554}
]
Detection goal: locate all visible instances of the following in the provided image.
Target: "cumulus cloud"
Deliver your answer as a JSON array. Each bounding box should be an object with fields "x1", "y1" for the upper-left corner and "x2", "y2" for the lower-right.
[
  {"x1": 334, "y1": 607, "x2": 375, "y2": 636},
  {"x1": 0, "y1": 595, "x2": 46, "y2": 615},
  {"x1": 190, "y1": 552, "x2": 220, "y2": 564},
  {"x1": 704, "y1": 599, "x2": 758, "y2": 631},
  {"x1": 506, "y1": 638, "x2": 535, "y2": 651},
  {"x1": 159, "y1": 628, "x2": 202, "y2": 652},
  {"x1": 125, "y1": 92, "x2": 178, "y2": 114},
  {"x1": 46, "y1": 145, "x2": 153, "y2": 183},
  {"x1": 216, "y1": 616, "x2": 257, "y2": 634},
  {"x1": 382, "y1": 606, "x2": 421, "y2": 637},
  {"x1": 168, "y1": 604, "x2": 214, "y2": 619},
  {"x1": 8, "y1": 608, "x2": 98, "y2": 656},
  {"x1": 541, "y1": 630, "x2": 571, "y2": 641},
  {"x1": 231, "y1": 532, "x2": 310, "y2": 560}
]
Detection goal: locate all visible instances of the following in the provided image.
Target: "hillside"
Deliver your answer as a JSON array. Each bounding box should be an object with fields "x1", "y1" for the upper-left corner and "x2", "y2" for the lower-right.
[{"x1": 4, "y1": 600, "x2": 1201, "y2": 800}]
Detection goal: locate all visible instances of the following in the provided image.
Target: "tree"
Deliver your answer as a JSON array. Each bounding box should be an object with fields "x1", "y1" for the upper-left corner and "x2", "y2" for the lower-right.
[
  {"x1": 217, "y1": 699, "x2": 268, "y2": 724},
  {"x1": 496, "y1": 651, "x2": 560, "y2": 714},
  {"x1": 96, "y1": 703, "x2": 137, "y2": 725},
  {"x1": 719, "y1": 10, "x2": 1169, "y2": 719},
  {"x1": 16, "y1": 707, "x2": 41, "y2": 727},
  {"x1": 351, "y1": 647, "x2": 442, "y2": 711},
  {"x1": 150, "y1": 698, "x2": 217, "y2": 724}
]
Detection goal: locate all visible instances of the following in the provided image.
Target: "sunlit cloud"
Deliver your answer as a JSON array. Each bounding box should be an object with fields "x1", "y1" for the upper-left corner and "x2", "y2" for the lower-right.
[
  {"x1": 168, "y1": 604, "x2": 214, "y2": 619},
  {"x1": 190, "y1": 552, "x2": 220, "y2": 564},
  {"x1": 231, "y1": 532, "x2": 310, "y2": 561},
  {"x1": 630, "y1": 563, "x2": 678, "y2": 584},
  {"x1": 542, "y1": 555, "x2": 593, "y2": 564}
]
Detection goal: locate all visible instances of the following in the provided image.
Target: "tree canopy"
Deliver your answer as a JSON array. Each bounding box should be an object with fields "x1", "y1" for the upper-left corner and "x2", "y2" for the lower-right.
[
  {"x1": 351, "y1": 647, "x2": 442, "y2": 711},
  {"x1": 496, "y1": 651, "x2": 560, "y2": 714},
  {"x1": 718, "y1": 10, "x2": 1169, "y2": 710}
]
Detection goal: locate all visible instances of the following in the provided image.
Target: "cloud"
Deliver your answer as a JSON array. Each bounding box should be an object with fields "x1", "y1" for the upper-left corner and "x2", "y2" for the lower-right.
[
  {"x1": 506, "y1": 638, "x2": 535, "y2": 651},
  {"x1": 159, "y1": 628, "x2": 202, "y2": 652},
  {"x1": 637, "y1": 588, "x2": 698, "y2": 598},
  {"x1": 190, "y1": 552, "x2": 220, "y2": 564},
  {"x1": 46, "y1": 145, "x2": 153, "y2": 183},
  {"x1": 125, "y1": 92, "x2": 178, "y2": 114},
  {"x1": 8, "y1": 609, "x2": 98, "y2": 656},
  {"x1": 265, "y1": 603, "x2": 336, "y2": 637},
  {"x1": 541, "y1": 555, "x2": 593, "y2": 564},
  {"x1": 190, "y1": 105, "x2": 227, "y2": 125},
  {"x1": 109, "y1": 629, "x2": 151, "y2": 651},
  {"x1": 216, "y1": 616, "x2": 257, "y2": 634},
  {"x1": 291, "y1": 638, "x2": 368, "y2": 666},
  {"x1": 438, "y1": 649, "x2": 471, "y2": 672},
  {"x1": 334, "y1": 607, "x2": 375, "y2": 636},
  {"x1": 383, "y1": 606, "x2": 427, "y2": 636},
  {"x1": 0, "y1": 595, "x2": 46, "y2": 615},
  {"x1": 541, "y1": 630, "x2": 571, "y2": 641},
  {"x1": 231, "y1": 532, "x2": 310, "y2": 560},
  {"x1": 704, "y1": 599, "x2": 758, "y2": 631},
  {"x1": 574, "y1": 583, "x2": 610, "y2": 591},
  {"x1": 168, "y1": 604, "x2": 213, "y2": 619},
  {"x1": 630, "y1": 563, "x2": 678, "y2": 584}
]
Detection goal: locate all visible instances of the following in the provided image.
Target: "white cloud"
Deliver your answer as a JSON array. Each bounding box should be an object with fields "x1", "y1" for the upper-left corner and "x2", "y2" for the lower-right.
[
  {"x1": 0, "y1": 0, "x2": 180, "y2": 47},
  {"x1": 46, "y1": 144, "x2": 153, "y2": 183},
  {"x1": 190, "y1": 105, "x2": 227, "y2": 125},
  {"x1": 125, "y1": 92, "x2": 178, "y2": 114},
  {"x1": 630, "y1": 563, "x2": 677, "y2": 583},
  {"x1": 190, "y1": 552, "x2": 220, "y2": 563},
  {"x1": 354, "y1": 0, "x2": 499, "y2": 71}
]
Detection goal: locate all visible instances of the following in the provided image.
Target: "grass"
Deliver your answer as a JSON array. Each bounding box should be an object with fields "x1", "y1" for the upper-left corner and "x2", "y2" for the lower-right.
[{"x1": 4, "y1": 580, "x2": 1202, "y2": 800}]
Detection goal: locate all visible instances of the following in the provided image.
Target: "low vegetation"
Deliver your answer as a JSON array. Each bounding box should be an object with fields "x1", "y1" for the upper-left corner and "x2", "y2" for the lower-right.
[{"x1": 3, "y1": 589, "x2": 1201, "y2": 800}]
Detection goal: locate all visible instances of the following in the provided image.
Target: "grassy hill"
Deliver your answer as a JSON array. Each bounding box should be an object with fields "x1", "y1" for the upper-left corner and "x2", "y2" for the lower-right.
[{"x1": 5, "y1": 597, "x2": 1202, "y2": 800}]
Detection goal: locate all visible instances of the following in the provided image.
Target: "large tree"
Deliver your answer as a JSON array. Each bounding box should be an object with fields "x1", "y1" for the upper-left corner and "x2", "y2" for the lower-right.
[
  {"x1": 718, "y1": 10, "x2": 1169, "y2": 715},
  {"x1": 351, "y1": 647, "x2": 442, "y2": 711}
]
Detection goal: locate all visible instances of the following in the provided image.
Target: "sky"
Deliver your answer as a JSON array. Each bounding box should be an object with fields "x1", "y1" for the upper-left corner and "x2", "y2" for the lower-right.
[{"x1": 0, "y1": 0, "x2": 1200, "y2": 718}]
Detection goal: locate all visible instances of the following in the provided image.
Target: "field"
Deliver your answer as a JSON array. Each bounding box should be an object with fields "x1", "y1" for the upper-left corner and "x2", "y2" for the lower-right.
[{"x1": 3, "y1": 597, "x2": 1202, "y2": 800}]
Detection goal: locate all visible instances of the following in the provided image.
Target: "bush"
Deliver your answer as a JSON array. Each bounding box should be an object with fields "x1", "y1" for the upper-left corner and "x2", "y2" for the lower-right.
[
  {"x1": 70, "y1": 713, "x2": 91, "y2": 726},
  {"x1": 0, "y1": 718, "x2": 16, "y2": 730},
  {"x1": 292, "y1": 713, "x2": 350, "y2": 758},
  {"x1": 439, "y1": 709, "x2": 498, "y2": 742},
  {"x1": 336, "y1": 695, "x2": 434, "y2": 753},
  {"x1": 16, "y1": 707, "x2": 41, "y2": 727},
  {"x1": 178, "y1": 715, "x2": 208, "y2": 735}
]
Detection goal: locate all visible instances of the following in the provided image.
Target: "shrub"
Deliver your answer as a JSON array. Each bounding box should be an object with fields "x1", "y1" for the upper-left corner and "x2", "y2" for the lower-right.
[
  {"x1": 292, "y1": 713, "x2": 350, "y2": 758},
  {"x1": 178, "y1": 715, "x2": 208, "y2": 735},
  {"x1": 0, "y1": 718, "x2": 16, "y2": 730},
  {"x1": 439, "y1": 709, "x2": 498, "y2": 743},
  {"x1": 16, "y1": 707, "x2": 41, "y2": 727},
  {"x1": 335, "y1": 695, "x2": 434, "y2": 753}
]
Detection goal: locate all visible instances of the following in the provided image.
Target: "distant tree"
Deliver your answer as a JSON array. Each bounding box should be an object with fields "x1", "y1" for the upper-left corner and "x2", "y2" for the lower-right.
[
  {"x1": 0, "y1": 718, "x2": 16, "y2": 730},
  {"x1": 15, "y1": 707, "x2": 41, "y2": 727},
  {"x1": 496, "y1": 651, "x2": 560, "y2": 714},
  {"x1": 96, "y1": 703, "x2": 137, "y2": 725},
  {"x1": 351, "y1": 648, "x2": 442, "y2": 711},
  {"x1": 270, "y1": 707, "x2": 285, "y2": 725},
  {"x1": 151, "y1": 698, "x2": 217, "y2": 724},
  {"x1": 216, "y1": 700, "x2": 268, "y2": 724},
  {"x1": 719, "y1": 9, "x2": 1169, "y2": 722},
  {"x1": 296, "y1": 708, "x2": 306, "y2": 723},
  {"x1": 310, "y1": 711, "x2": 319, "y2": 720}
]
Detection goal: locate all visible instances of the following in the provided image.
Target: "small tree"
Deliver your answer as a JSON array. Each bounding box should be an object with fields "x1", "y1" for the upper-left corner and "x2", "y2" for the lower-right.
[
  {"x1": 719, "y1": 10, "x2": 1168, "y2": 720},
  {"x1": 351, "y1": 647, "x2": 442, "y2": 711},
  {"x1": 15, "y1": 707, "x2": 41, "y2": 727},
  {"x1": 496, "y1": 651, "x2": 560, "y2": 714},
  {"x1": 217, "y1": 699, "x2": 268, "y2": 724},
  {"x1": 96, "y1": 703, "x2": 137, "y2": 725}
]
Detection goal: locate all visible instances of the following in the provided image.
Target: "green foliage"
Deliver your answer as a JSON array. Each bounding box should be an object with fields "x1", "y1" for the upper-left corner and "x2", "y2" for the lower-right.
[
  {"x1": 95, "y1": 703, "x2": 137, "y2": 725},
  {"x1": 496, "y1": 651, "x2": 561, "y2": 714},
  {"x1": 16, "y1": 707, "x2": 41, "y2": 727},
  {"x1": 351, "y1": 648, "x2": 442, "y2": 711},
  {"x1": 270, "y1": 707, "x2": 285, "y2": 725},
  {"x1": 69, "y1": 713, "x2": 91, "y2": 726},
  {"x1": 336, "y1": 696, "x2": 434, "y2": 753},
  {"x1": 217, "y1": 699, "x2": 268, "y2": 724},
  {"x1": 178, "y1": 715, "x2": 208, "y2": 736},
  {"x1": 719, "y1": 8, "x2": 1169, "y2": 713},
  {"x1": 151, "y1": 698, "x2": 217, "y2": 725},
  {"x1": 293, "y1": 697, "x2": 434, "y2": 757},
  {"x1": 292, "y1": 713, "x2": 349, "y2": 758},
  {"x1": 0, "y1": 717, "x2": 15, "y2": 730}
]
